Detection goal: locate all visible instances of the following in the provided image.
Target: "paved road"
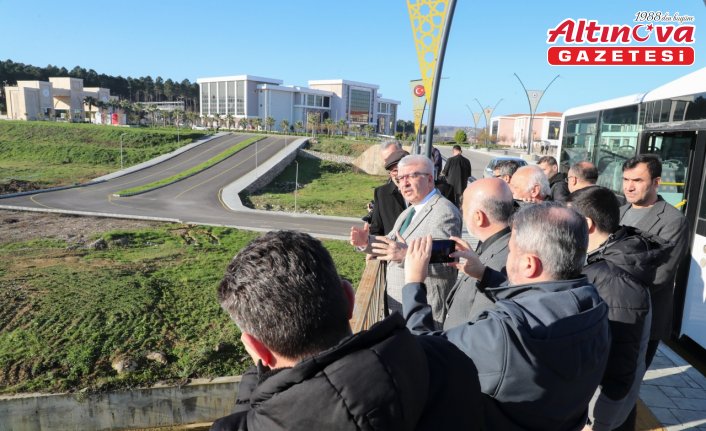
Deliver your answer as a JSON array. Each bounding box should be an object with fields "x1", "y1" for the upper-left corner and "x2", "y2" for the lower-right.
[
  {"x1": 0, "y1": 133, "x2": 356, "y2": 239},
  {"x1": 0, "y1": 136, "x2": 504, "y2": 240}
]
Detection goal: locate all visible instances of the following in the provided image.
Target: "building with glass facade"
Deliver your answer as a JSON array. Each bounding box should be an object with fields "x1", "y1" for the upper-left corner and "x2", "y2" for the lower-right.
[{"x1": 196, "y1": 75, "x2": 399, "y2": 135}]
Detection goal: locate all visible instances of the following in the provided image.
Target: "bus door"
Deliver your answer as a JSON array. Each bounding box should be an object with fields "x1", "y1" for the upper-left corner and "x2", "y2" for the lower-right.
[{"x1": 644, "y1": 130, "x2": 706, "y2": 346}]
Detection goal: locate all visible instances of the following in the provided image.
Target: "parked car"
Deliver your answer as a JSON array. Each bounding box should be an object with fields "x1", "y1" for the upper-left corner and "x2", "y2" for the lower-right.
[{"x1": 483, "y1": 156, "x2": 528, "y2": 178}]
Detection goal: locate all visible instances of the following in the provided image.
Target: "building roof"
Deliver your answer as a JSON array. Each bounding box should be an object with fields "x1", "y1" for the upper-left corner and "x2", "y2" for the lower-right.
[
  {"x1": 308, "y1": 79, "x2": 380, "y2": 90},
  {"x1": 196, "y1": 75, "x2": 283, "y2": 85}
]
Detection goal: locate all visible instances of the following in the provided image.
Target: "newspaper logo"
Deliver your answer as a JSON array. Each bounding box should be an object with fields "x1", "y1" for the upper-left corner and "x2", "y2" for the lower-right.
[{"x1": 546, "y1": 14, "x2": 695, "y2": 66}]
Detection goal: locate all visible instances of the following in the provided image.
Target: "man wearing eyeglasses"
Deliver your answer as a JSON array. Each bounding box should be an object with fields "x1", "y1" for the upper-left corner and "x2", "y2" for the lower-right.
[{"x1": 350, "y1": 155, "x2": 461, "y2": 328}]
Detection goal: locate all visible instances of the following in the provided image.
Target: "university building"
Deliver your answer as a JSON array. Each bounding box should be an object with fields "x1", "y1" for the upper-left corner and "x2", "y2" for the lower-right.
[
  {"x1": 4, "y1": 77, "x2": 119, "y2": 123},
  {"x1": 196, "y1": 75, "x2": 400, "y2": 135}
]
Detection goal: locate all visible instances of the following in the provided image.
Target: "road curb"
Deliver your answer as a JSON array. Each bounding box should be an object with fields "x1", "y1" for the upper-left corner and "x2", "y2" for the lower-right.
[{"x1": 91, "y1": 132, "x2": 223, "y2": 182}]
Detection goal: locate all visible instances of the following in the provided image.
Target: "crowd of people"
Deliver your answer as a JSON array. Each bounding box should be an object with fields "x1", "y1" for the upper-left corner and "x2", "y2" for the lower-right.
[{"x1": 209, "y1": 142, "x2": 689, "y2": 431}]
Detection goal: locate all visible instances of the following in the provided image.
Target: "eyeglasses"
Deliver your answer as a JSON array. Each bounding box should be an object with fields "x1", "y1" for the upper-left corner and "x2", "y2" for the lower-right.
[{"x1": 396, "y1": 172, "x2": 431, "y2": 182}]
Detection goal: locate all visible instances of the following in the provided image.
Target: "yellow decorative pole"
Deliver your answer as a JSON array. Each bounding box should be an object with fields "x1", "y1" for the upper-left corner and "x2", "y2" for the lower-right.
[{"x1": 407, "y1": 0, "x2": 456, "y2": 157}]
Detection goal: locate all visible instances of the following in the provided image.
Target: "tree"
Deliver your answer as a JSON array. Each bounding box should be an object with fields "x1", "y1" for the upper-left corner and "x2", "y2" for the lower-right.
[
  {"x1": 323, "y1": 118, "x2": 333, "y2": 136},
  {"x1": 307, "y1": 111, "x2": 320, "y2": 137},
  {"x1": 212, "y1": 113, "x2": 221, "y2": 129},
  {"x1": 253, "y1": 117, "x2": 263, "y2": 131},
  {"x1": 225, "y1": 113, "x2": 234, "y2": 129},
  {"x1": 83, "y1": 96, "x2": 97, "y2": 123},
  {"x1": 280, "y1": 119, "x2": 290, "y2": 133},
  {"x1": 454, "y1": 129, "x2": 468, "y2": 145},
  {"x1": 238, "y1": 117, "x2": 248, "y2": 130},
  {"x1": 265, "y1": 116, "x2": 275, "y2": 133},
  {"x1": 337, "y1": 119, "x2": 347, "y2": 136},
  {"x1": 295, "y1": 121, "x2": 304, "y2": 134}
]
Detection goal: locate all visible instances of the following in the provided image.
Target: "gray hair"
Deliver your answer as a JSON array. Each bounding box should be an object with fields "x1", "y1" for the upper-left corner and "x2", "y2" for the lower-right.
[
  {"x1": 523, "y1": 165, "x2": 551, "y2": 197},
  {"x1": 511, "y1": 202, "x2": 587, "y2": 280},
  {"x1": 495, "y1": 159, "x2": 521, "y2": 177},
  {"x1": 479, "y1": 196, "x2": 514, "y2": 224},
  {"x1": 380, "y1": 139, "x2": 402, "y2": 152},
  {"x1": 398, "y1": 154, "x2": 434, "y2": 174}
]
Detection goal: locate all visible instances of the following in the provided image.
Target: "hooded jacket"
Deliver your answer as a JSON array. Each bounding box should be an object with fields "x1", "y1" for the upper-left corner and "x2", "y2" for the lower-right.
[
  {"x1": 210, "y1": 314, "x2": 483, "y2": 431},
  {"x1": 548, "y1": 172, "x2": 570, "y2": 202},
  {"x1": 403, "y1": 277, "x2": 610, "y2": 431},
  {"x1": 583, "y1": 226, "x2": 670, "y2": 430}
]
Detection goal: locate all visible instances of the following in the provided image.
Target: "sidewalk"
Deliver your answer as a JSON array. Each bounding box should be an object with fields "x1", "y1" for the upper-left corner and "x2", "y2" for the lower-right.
[{"x1": 642, "y1": 343, "x2": 706, "y2": 430}]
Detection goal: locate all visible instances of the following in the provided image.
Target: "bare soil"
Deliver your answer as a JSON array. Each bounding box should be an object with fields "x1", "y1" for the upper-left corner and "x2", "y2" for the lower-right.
[{"x1": 0, "y1": 209, "x2": 163, "y2": 245}]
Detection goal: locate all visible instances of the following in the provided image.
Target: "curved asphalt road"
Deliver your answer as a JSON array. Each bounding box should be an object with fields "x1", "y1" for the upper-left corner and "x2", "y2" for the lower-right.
[{"x1": 0, "y1": 133, "x2": 356, "y2": 239}]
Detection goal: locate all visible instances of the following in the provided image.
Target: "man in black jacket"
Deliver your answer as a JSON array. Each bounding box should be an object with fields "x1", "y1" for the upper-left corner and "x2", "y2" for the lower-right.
[
  {"x1": 441, "y1": 145, "x2": 472, "y2": 205},
  {"x1": 538, "y1": 155, "x2": 570, "y2": 202},
  {"x1": 403, "y1": 203, "x2": 611, "y2": 431},
  {"x1": 212, "y1": 230, "x2": 483, "y2": 431},
  {"x1": 569, "y1": 186, "x2": 670, "y2": 431},
  {"x1": 368, "y1": 149, "x2": 408, "y2": 236}
]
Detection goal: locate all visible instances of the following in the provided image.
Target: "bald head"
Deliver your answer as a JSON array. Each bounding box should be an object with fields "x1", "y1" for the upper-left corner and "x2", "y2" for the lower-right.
[
  {"x1": 510, "y1": 165, "x2": 550, "y2": 201},
  {"x1": 462, "y1": 177, "x2": 514, "y2": 240}
]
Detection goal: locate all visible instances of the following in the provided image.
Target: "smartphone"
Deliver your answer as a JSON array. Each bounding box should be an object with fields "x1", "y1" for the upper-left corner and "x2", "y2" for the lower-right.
[{"x1": 430, "y1": 239, "x2": 456, "y2": 264}]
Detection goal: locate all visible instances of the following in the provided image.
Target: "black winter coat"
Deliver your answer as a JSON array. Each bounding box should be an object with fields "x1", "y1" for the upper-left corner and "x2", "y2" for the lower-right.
[
  {"x1": 548, "y1": 172, "x2": 570, "y2": 202},
  {"x1": 211, "y1": 314, "x2": 484, "y2": 431},
  {"x1": 369, "y1": 180, "x2": 406, "y2": 236},
  {"x1": 583, "y1": 226, "x2": 670, "y2": 400}
]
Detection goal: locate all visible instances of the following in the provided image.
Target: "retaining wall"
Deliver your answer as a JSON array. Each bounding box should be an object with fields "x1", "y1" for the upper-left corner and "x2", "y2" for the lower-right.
[{"x1": 0, "y1": 377, "x2": 241, "y2": 431}]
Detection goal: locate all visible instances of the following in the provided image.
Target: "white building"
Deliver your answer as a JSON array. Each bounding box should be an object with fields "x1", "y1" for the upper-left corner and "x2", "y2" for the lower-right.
[
  {"x1": 196, "y1": 75, "x2": 399, "y2": 135},
  {"x1": 491, "y1": 112, "x2": 562, "y2": 149}
]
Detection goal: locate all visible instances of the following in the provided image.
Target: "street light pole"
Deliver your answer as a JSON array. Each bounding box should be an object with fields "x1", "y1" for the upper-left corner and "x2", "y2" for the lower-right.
[
  {"x1": 119, "y1": 133, "x2": 126, "y2": 170},
  {"x1": 514, "y1": 73, "x2": 560, "y2": 156},
  {"x1": 294, "y1": 160, "x2": 299, "y2": 214},
  {"x1": 474, "y1": 98, "x2": 503, "y2": 147}
]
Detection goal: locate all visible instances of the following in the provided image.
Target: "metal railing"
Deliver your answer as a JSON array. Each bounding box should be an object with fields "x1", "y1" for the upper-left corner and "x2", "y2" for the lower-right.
[{"x1": 350, "y1": 259, "x2": 387, "y2": 333}]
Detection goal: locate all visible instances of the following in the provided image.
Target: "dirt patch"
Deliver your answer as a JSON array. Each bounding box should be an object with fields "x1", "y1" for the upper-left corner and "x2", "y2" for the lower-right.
[
  {"x1": 0, "y1": 210, "x2": 164, "y2": 245},
  {"x1": 0, "y1": 180, "x2": 43, "y2": 195}
]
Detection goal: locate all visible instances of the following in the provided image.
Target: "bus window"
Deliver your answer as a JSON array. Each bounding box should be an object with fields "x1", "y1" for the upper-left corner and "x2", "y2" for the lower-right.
[
  {"x1": 593, "y1": 106, "x2": 640, "y2": 193},
  {"x1": 645, "y1": 133, "x2": 694, "y2": 207}
]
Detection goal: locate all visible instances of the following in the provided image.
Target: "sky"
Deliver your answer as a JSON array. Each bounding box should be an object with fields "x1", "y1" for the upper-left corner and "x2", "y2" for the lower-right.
[{"x1": 3, "y1": 0, "x2": 705, "y2": 126}]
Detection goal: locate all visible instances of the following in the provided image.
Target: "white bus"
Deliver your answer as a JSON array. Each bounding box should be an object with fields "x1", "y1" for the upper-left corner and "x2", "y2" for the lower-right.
[{"x1": 558, "y1": 67, "x2": 706, "y2": 352}]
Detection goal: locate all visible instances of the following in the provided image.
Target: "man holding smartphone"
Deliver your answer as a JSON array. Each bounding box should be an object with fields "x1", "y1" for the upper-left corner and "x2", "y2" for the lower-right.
[
  {"x1": 350, "y1": 154, "x2": 461, "y2": 328},
  {"x1": 402, "y1": 203, "x2": 611, "y2": 431},
  {"x1": 443, "y1": 177, "x2": 514, "y2": 329}
]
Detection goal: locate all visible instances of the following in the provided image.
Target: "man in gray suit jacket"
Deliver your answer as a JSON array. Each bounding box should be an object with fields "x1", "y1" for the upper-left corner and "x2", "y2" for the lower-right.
[
  {"x1": 351, "y1": 155, "x2": 461, "y2": 327},
  {"x1": 443, "y1": 178, "x2": 513, "y2": 329},
  {"x1": 619, "y1": 154, "x2": 689, "y2": 367}
]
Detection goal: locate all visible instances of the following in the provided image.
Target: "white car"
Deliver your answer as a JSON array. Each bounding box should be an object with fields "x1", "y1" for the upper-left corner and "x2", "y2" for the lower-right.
[{"x1": 483, "y1": 156, "x2": 528, "y2": 178}]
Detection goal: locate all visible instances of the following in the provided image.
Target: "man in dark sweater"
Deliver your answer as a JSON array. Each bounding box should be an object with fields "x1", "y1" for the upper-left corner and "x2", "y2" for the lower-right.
[{"x1": 212, "y1": 230, "x2": 483, "y2": 431}]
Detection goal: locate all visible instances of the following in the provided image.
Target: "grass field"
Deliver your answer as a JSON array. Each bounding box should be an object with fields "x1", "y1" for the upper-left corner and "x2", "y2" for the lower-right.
[
  {"x1": 0, "y1": 121, "x2": 208, "y2": 189},
  {"x1": 308, "y1": 136, "x2": 377, "y2": 157},
  {"x1": 0, "y1": 224, "x2": 365, "y2": 394},
  {"x1": 243, "y1": 156, "x2": 387, "y2": 218}
]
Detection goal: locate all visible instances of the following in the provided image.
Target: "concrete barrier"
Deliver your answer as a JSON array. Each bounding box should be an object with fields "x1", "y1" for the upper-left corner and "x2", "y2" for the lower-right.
[{"x1": 0, "y1": 376, "x2": 241, "y2": 431}]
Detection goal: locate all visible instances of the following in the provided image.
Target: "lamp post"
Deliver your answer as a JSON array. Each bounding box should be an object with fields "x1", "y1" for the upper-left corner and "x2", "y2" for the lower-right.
[
  {"x1": 120, "y1": 132, "x2": 126, "y2": 170},
  {"x1": 474, "y1": 98, "x2": 503, "y2": 147},
  {"x1": 294, "y1": 160, "x2": 299, "y2": 214},
  {"x1": 513, "y1": 73, "x2": 560, "y2": 155}
]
